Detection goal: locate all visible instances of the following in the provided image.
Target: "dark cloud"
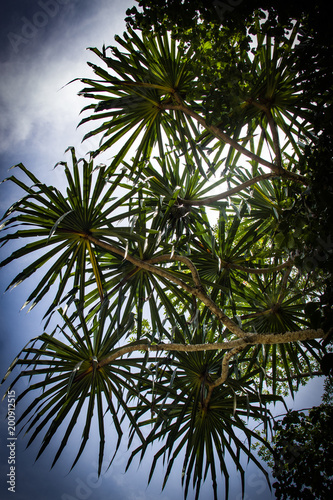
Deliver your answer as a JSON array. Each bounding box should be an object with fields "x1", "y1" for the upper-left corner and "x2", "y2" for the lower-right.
[
  {"x1": 0, "y1": 0, "x2": 114, "y2": 63},
  {"x1": 0, "y1": 3, "x2": 196, "y2": 497}
]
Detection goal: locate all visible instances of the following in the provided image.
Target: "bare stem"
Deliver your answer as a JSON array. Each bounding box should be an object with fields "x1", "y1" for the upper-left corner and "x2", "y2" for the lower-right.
[{"x1": 204, "y1": 345, "x2": 245, "y2": 407}]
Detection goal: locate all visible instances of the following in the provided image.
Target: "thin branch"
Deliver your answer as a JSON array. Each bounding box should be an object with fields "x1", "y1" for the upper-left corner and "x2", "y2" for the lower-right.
[
  {"x1": 191, "y1": 235, "x2": 294, "y2": 275},
  {"x1": 86, "y1": 234, "x2": 246, "y2": 338},
  {"x1": 191, "y1": 239, "x2": 292, "y2": 275},
  {"x1": 162, "y1": 100, "x2": 308, "y2": 185},
  {"x1": 145, "y1": 254, "x2": 202, "y2": 288},
  {"x1": 241, "y1": 308, "x2": 274, "y2": 320},
  {"x1": 204, "y1": 345, "x2": 245, "y2": 407},
  {"x1": 223, "y1": 260, "x2": 292, "y2": 275},
  {"x1": 163, "y1": 102, "x2": 279, "y2": 172},
  {"x1": 146, "y1": 254, "x2": 285, "y2": 306},
  {"x1": 240, "y1": 258, "x2": 294, "y2": 318},
  {"x1": 179, "y1": 173, "x2": 276, "y2": 206}
]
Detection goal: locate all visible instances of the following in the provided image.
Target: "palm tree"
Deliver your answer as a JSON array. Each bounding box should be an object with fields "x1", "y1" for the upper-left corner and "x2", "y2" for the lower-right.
[{"x1": 0, "y1": 15, "x2": 328, "y2": 500}]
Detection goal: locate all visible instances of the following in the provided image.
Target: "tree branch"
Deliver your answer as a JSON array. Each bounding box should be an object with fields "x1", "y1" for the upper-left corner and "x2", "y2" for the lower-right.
[
  {"x1": 97, "y1": 328, "x2": 326, "y2": 406},
  {"x1": 86, "y1": 234, "x2": 246, "y2": 338},
  {"x1": 241, "y1": 308, "x2": 275, "y2": 320},
  {"x1": 98, "y1": 328, "x2": 326, "y2": 368},
  {"x1": 162, "y1": 100, "x2": 307, "y2": 185},
  {"x1": 178, "y1": 173, "x2": 277, "y2": 206},
  {"x1": 164, "y1": 101, "x2": 279, "y2": 172},
  {"x1": 191, "y1": 239, "x2": 292, "y2": 275},
  {"x1": 145, "y1": 254, "x2": 202, "y2": 288},
  {"x1": 204, "y1": 345, "x2": 245, "y2": 407},
  {"x1": 220, "y1": 259, "x2": 292, "y2": 275}
]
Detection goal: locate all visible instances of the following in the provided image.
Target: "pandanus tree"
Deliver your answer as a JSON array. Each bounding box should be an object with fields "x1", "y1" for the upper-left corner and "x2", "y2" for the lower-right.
[{"x1": 1, "y1": 11, "x2": 331, "y2": 500}]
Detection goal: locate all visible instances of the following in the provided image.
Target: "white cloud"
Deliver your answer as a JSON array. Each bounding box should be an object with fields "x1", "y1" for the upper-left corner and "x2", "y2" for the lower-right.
[{"x1": 0, "y1": 0, "x2": 132, "y2": 171}]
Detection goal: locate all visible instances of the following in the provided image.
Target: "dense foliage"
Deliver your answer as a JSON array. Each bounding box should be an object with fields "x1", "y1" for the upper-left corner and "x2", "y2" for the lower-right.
[
  {"x1": 259, "y1": 404, "x2": 333, "y2": 499},
  {"x1": 1, "y1": 3, "x2": 332, "y2": 499}
]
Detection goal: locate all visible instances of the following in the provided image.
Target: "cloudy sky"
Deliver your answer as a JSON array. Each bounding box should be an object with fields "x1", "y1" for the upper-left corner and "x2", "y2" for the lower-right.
[{"x1": 0, "y1": 1, "x2": 325, "y2": 499}]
